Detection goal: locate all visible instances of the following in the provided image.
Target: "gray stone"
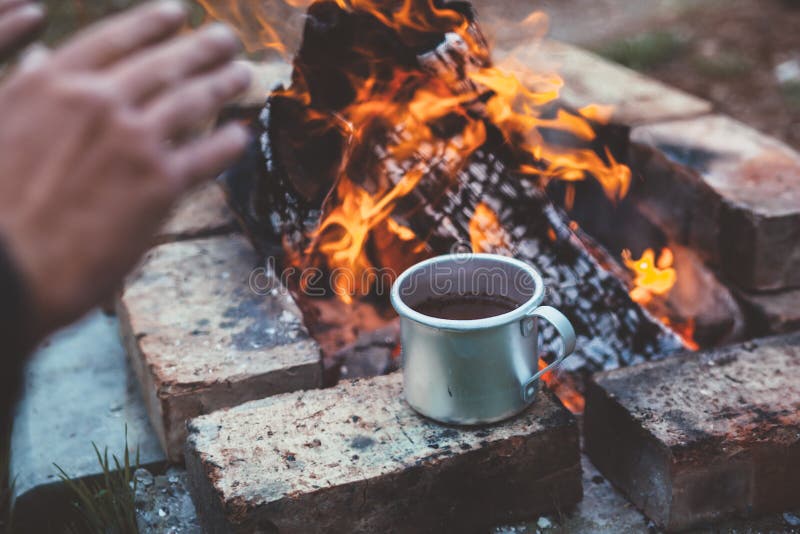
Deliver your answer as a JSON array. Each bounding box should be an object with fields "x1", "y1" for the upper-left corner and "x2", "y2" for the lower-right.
[
  {"x1": 499, "y1": 40, "x2": 711, "y2": 125},
  {"x1": 737, "y1": 287, "x2": 800, "y2": 336},
  {"x1": 631, "y1": 115, "x2": 800, "y2": 291},
  {"x1": 185, "y1": 373, "x2": 581, "y2": 533},
  {"x1": 10, "y1": 311, "x2": 166, "y2": 529},
  {"x1": 584, "y1": 333, "x2": 800, "y2": 532},
  {"x1": 159, "y1": 182, "x2": 237, "y2": 243},
  {"x1": 118, "y1": 235, "x2": 322, "y2": 461},
  {"x1": 135, "y1": 467, "x2": 202, "y2": 533}
]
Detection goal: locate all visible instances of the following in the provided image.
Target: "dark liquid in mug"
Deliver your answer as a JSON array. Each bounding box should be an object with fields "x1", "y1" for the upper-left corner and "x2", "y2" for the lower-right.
[{"x1": 411, "y1": 294, "x2": 521, "y2": 320}]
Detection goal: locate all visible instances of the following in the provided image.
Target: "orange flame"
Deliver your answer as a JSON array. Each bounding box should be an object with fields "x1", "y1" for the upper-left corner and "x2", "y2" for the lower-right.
[
  {"x1": 538, "y1": 359, "x2": 584, "y2": 414},
  {"x1": 662, "y1": 317, "x2": 699, "y2": 351},
  {"x1": 622, "y1": 249, "x2": 699, "y2": 350},
  {"x1": 203, "y1": 1, "x2": 635, "y2": 301},
  {"x1": 622, "y1": 248, "x2": 677, "y2": 305},
  {"x1": 195, "y1": 0, "x2": 304, "y2": 55},
  {"x1": 469, "y1": 203, "x2": 510, "y2": 254}
]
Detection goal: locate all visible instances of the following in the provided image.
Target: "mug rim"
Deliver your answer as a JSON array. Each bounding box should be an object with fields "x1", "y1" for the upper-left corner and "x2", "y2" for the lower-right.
[{"x1": 390, "y1": 253, "x2": 545, "y2": 331}]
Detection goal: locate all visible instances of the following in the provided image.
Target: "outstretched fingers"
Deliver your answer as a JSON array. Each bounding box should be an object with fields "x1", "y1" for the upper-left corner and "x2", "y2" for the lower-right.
[
  {"x1": 112, "y1": 23, "x2": 242, "y2": 104},
  {"x1": 146, "y1": 61, "x2": 251, "y2": 138},
  {"x1": 167, "y1": 122, "x2": 250, "y2": 190}
]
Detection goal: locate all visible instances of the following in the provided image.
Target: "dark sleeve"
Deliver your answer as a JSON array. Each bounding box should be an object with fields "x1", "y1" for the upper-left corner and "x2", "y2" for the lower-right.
[{"x1": 0, "y1": 239, "x2": 32, "y2": 427}]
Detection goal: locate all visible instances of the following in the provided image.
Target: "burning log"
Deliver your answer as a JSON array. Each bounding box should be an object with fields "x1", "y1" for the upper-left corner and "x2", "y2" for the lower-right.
[{"x1": 220, "y1": 0, "x2": 684, "y2": 375}]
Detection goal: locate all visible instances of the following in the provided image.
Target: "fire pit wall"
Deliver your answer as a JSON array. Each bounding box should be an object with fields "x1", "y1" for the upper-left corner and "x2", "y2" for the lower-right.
[{"x1": 119, "y1": 37, "x2": 800, "y2": 531}]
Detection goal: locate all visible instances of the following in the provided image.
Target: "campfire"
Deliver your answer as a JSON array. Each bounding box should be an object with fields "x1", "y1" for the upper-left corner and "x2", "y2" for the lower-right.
[{"x1": 212, "y1": 0, "x2": 712, "y2": 411}]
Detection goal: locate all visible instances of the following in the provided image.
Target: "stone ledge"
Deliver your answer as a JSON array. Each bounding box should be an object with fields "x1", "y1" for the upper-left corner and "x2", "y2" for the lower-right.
[
  {"x1": 186, "y1": 373, "x2": 582, "y2": 533},
  {"x1": 631, "y1": 114, "x2": 800, "y2": 291},
  {"x1": 118, "y1": 235, "x2": 322, "y2": 462},
  {"x1": 585, "y1": 334, "x2": 800, "y2": 531},
  {"x1": 501, "y1": 40, "x2": 712, "y2": 125},
  {"x1": 10, "y1": 311, "x2": 166, "y2": 531}
]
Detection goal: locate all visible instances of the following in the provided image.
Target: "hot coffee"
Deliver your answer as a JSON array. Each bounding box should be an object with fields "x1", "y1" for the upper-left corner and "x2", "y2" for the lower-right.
[{"x1": 411, "y1": 293, "x2": 520, "y2": 320}]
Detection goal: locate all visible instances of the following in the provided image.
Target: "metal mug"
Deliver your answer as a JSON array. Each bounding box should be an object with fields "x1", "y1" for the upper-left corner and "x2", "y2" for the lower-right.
[{"x1": 390, "y1": 253, "x2": 576, "y2": 425}]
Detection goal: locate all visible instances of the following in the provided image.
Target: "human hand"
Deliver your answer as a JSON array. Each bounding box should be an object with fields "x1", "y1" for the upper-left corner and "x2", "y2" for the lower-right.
[
  {"x1": 0, "y1": 0, "x2": 45, "y2": 61},
  {"x1": 0, "y1": 0, "x2": 252, "y2": 339}
]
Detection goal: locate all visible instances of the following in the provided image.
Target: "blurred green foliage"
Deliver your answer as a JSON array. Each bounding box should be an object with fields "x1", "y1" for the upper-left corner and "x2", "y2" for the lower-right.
[
  {"x1": 40, "y1": 0, "x2": 206, "y2": 45},
  {"x1": 595, "y1": 30, "x2": 689, "y2": 71}
]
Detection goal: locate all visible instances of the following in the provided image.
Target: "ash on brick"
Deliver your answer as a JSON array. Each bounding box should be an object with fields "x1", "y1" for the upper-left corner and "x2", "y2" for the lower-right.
[
  {"x1": 585, "y1": 333, "x2": 800, "y2": 531},
  {"x1": 118, "y1": 235, "x2": 322, "y2": 461},
  {"x1": 185, "y1": 373, "x2": 582, "y2": 533}
]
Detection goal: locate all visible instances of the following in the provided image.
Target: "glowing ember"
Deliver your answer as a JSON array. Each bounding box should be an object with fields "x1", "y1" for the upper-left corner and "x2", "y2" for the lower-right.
[
  {"x1": 622, "y1": 248, "x2": 677, "y2": 305},
  {"x1": 663, "y1": 317, "x2": 699, "y2": 351},
  {"x1": 538, "y1": 359, "x2": 584, "y2": 414}
]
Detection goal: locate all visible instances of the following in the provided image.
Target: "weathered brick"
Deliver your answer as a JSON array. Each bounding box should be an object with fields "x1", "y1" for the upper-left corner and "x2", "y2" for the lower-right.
[
  {"x1": 118, "y1": 235, "x2": 322, "y2": 461},
  {"x1": 737, "y1": 288, "x2": 800, "y2": 337},
  {"x1": 185, "y1": 373, "x2": 581, "y2": 533},
  {"x1": 631, "y1": 115, "x2": 800, "y2": 291},
  {"x1": 501, "y1": 40, "x2": 711, "y2": 125},
  {"x1": 158, "y1": 182, "x2": 236, "y2": 243},
  {"x1": 585, "y1": 334, "x2": 800, "y2": 531}
]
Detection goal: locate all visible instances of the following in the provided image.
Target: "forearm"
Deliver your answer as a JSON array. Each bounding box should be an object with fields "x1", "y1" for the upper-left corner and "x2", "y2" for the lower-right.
[{"x1": 0, "y1": 236, "x2": 34, "y2": 425}]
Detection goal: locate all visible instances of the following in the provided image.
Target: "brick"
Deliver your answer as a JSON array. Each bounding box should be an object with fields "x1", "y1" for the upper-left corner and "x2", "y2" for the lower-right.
[
  {"x1": 500, "y1": 40, "x2": 711, "y2": 125},
  {"x1": 737, "y1": 287, "x2": 800, "y2": 337},
  {"x1": 664, "y1": 244, "x2": 745, "y2": 346},
  {"x1": 185, "y1": 373, "x2": 581, "y2": 533},
  {"x1": 584, "y1": 334, "x2": 800, "y2": 531},
  {"x1": 118, "y1": 235, "x2": 322, "y2": 461},
  {"x1": 158, "y1": 182, "x2": 237, "y2": 243},
  {"x1": 631, "y1": 115, "x2": 800, "y2": 291}
]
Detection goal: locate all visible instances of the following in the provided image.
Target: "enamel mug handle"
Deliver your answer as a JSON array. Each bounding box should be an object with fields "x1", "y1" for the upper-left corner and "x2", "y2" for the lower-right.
[{"x1": 521, "y1": 306, "x2": 576, "y2": 401}]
